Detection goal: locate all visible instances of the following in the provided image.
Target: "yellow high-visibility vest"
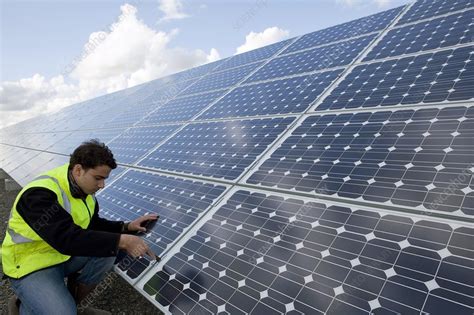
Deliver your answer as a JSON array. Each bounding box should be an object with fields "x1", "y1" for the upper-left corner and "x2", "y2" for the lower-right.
[{"x1": 1, "y1": 163, "x2": 96, "y2": 278}]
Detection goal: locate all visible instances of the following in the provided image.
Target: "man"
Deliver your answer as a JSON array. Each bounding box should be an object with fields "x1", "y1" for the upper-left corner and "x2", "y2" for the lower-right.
[{"x1": 2, "y1": 140, "x2": 158, "y2": 315}]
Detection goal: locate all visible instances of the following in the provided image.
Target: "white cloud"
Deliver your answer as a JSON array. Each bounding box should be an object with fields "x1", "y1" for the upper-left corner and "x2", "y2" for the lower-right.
[
  {"x1": 0, "y1": 3, "x2": 219, "y2": 128},
  {"x1": 158, "y1": 0, "x2": 189, "y2": 22},
  {"x1": 373, "y1": 0, "x2": 392, "y2": 7},
  {"x1": 336, "y1": 0, "x2": 394, "y2": 8},
  {"x1": 0, "y1": 74, "x2": 80, "y2": 126},
  {"x1": 236, "y1": 27, "x2": 290, "y2": 54}
]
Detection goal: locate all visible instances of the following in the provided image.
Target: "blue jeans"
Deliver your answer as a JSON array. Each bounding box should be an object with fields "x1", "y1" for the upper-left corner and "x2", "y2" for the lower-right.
[{"x1": 9, "y1": 256, "x2": 116, "y2": 315}]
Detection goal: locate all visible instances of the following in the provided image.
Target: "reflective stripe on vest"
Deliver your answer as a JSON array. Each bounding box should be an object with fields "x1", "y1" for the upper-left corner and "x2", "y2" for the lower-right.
[
  {"x1": 6, "y1": 227, "x2": 34, "y2": 244},
  {"x1": 6, "y1": 175, "x2": 72, "y2": 244},
  {"x1": 34, "y1": 175, "x2": 72, "y2": 213}
]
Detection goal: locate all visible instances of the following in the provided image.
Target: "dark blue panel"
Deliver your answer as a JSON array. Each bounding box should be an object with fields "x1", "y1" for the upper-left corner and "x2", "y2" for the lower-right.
[
  {"x1": 317, "y1": 46, "x2": 474, "y2": 111},
  {"x1": 165, "y1": 58, "x2": 228, "y2": 83},
  {"x1": 98, "y1": 169, "x2": 226, "y2": 278},
  {"x1": 397, "y1": 0, "x2": 473, "y2": 25},
  {"x1": 246, "y1": 35, "x2": 375, "y2": 83},
  {"x1": 50, "y1": 129, "x2": 125, "y2": 155},
  {"x1": 103, "y1": 80, "x2": 197, "y2": 128},
  {"x1": 214, "y1": 40, "x2": 293, "y2": 72},
  {"x1": 106, "y1": 125, "x2": 180, "y2": 164},
  {"x1": 143, "y1": 190, "x2": 473, "y2": 314},
  {"x1": 199, "y1": 70, "x2": 342, "y2": 120},
  {"x1": 138, "y1": 117, "x2": 294, "y2": 180},
  {"x1": 182, "y1": 62, "x2": 263, "y2": 95},
  {"x1": 284, "y1": 7, "x2": 404, "y2": 53},
  {"x1": 366, "y1": 10, "x2": 474, "y2": 61},
  {"x1": 133, "y1": 78, "x2": 197, "y2": 104},
  {"x1": 138, "y1": 91, "x2": 227, "y2": 125},
  {"x1": 51, "y1": 129, "x2": 125, "y2": 155},
  {"x1": 247, "y1": 107, "x2": 474, "y2": 216}
]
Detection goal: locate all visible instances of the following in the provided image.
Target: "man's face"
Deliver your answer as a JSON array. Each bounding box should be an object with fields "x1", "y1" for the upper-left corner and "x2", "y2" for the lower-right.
[{"x1": 72, "y1": 164, "x2": 112, "y2": 195}]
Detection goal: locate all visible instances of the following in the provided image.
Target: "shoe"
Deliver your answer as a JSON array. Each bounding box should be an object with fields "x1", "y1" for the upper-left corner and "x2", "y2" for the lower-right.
[
  {"x1": 77, "y1": 306, "x2": 111, "y2": 315},
  {"x1": 7, "y1": 296, "x2": 20, "y2": 315}
]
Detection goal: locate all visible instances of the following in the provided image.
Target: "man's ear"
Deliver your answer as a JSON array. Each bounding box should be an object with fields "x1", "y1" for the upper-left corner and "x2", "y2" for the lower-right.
[{"x1": 72, "y1": 164, "x2": 83, "y2": 177}]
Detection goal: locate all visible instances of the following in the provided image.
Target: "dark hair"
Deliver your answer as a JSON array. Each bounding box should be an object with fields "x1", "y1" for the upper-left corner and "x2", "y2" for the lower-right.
[{"x1": 69, "y1": 139, "x2": 117, "y2": 170}]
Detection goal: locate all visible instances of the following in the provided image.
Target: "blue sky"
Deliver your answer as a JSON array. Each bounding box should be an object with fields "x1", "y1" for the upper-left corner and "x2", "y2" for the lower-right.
[{"x1": 0, "y1": 0, "x2": 412, "y2": 127}]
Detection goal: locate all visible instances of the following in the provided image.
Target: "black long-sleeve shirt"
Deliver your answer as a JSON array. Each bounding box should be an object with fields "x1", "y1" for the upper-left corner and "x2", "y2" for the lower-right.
[{"x1": 16, "y1": 187, "x2": 123, "y2": 257}]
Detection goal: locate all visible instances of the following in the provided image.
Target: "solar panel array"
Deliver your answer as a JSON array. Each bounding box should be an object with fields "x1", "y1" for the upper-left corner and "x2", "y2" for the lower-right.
[{"x1": 1, "y1": 0, "x2": 473, "y2": 314}]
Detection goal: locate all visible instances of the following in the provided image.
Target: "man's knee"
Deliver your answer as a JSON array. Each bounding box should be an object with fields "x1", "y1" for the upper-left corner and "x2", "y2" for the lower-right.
[
  {"x1": 77, "y1": 256, "x2": 116, "y2": 285},
  {"x1": 19, "y1": 295, "x2": 76, "y2": 315}
]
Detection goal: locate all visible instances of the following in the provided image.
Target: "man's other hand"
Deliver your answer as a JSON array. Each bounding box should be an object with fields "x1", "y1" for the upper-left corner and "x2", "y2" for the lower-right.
[
  {"x1": 118, "y1": 234, "x2": 157, "y2": 260},
  {"x1": 127, "y1": 214, "x2": 159, "y2": 233}
]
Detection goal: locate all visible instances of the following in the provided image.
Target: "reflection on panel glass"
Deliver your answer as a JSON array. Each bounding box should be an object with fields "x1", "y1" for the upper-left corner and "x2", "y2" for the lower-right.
[
  {"x1": 139, "y1": 117, "x2": 294, "y2": 180},
  {"x1": 98, "y1": 169, "x2": 226, "y2": 279},
  {"x1": 366, "y1": 10, "x2": 474, "y2": 61},
  {"x1": 200, "y1": 70, "x2": 342, "y2": 120},
  {"x1": 248, "y1": 107, "x2": 474, "y2": 216},
  {"x1": 397, "y1": 0, "x2": 473, "y2": 26},
  {"x1": 143, "y1": 190, "x2": 473, "y2": 314},
  {"x1": 317, "y1": 47, "x2": 474, "y2": 111}
]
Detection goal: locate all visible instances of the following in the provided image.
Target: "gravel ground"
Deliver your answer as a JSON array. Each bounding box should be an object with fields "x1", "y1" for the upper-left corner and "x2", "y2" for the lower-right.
[{"x1": 0, "y1": 170, "x2": 161, "y2": 315}]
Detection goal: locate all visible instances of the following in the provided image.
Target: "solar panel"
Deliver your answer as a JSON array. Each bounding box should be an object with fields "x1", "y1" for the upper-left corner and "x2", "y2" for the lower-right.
[
  {"x1": 396, "y1": 0, "x2": 473, "y2": 25},
  {"x1": 165, "y1": 58, "x2": 228, "y2": 83},
  {"x1": 214, "y1": 40, "x2": 293, "y2": 72},
  {"x1": 135, "y1": 78, "x2": 199, "y2": 105},
  {"x1": 283, "y1": 7, "x2": 404, "y2": 54},
  {"x1": 365, "y1": 9, "x2": 473, "y2": 61},
  {"x1": 138, "y1": 90, "x2": 227, "y2": 125},
  {"x1": 316, "y1": 46, "x2": 474, "y2": 111},
  {"x1": 245, "y1": 34, "x2": 376, "y2": 83},
  {"x1": 0, "y1": 145, "x2": 43, "y2": 185},
  {"x1": 246, "y1": 106, "x2": 473, "y2": 217},
  {"x1": 138, "y1": 117, "x2": 295, "y2": 180},
  {"x1": 52, "y1": 129, "x2": 126, "y2": 154},
  {"x1": 0, "y1": 131, "x2": 69, "y2": 151},
  {"x1": 181, "y1": 62, "x2": 264, "y2": 96},
  {"x1": 198, "y1": 70, "x2": 342, "y2": 120},
  {"x1": 106, "y1": 125, "x2": 181, "y2": 164},
  {"x1": 139, "y1": 189, "x2": 473, "y2": 314},
  {"x1": 1, "y1": 1, "x2": 473, "y2": 314},
  {"x1": 97, "y1": 169, "x2": 227, "y2": 279},
  {"x1": 11, "y1": 152, "x2": 69, "y2": 185}
]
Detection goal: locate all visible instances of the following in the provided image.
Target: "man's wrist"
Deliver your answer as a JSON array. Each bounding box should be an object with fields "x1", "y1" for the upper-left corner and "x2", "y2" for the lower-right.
[{"x1": 122, "y1": 222, "x2": 129, "y2": 233}]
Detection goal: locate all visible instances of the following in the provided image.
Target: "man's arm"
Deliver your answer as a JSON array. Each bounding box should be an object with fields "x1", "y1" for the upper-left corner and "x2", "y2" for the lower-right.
[{"x1": 16, "y1": 187, "x2": 120, "y2": 257}]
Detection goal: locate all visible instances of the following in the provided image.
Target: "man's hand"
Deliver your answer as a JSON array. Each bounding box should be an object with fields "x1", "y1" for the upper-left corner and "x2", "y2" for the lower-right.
[
  {"x1": 127, "y1": 214, "x2": 159, "y2": 233},
  {"x1": 118, "y1": 234, "x2": 157, "y2": 260}
]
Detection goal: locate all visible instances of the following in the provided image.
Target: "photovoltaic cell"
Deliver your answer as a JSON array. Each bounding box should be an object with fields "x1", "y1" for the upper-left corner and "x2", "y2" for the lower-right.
[
  {"x1": 397, "y1": 0, "x2": 473, "y2": 26},
  {"x1": 138, "y1": 91, "x2": 227, "y2": 125},
  {"x1": 214, "y1": 40, "x2": 293, "y2": 72},
  {"x1": 165, "y1": 59, "x2": 228, "y2": 83},
  {"x1": 0, "y1": 145, "x2": 42, "y2": 178},
  {"x1": 365, "y1": 9, "x2": 474, "y2": 61},
  {"x1": 182, "y1": 62, "x2": 263, "y2": 96},
  {"x1": 98, "y1": 169, "x2": 227, "y2": 278},
  {"x1": 247, "y1": 106, "x2": 474, "y2": 216},
  {"x1": 316, "y1": 46, "x2": 474, "y2": 111},
  {"x1": 137, "y1": 79, "x2": 198, "y2": 105},
  {"x1": 52, "y1": 129, "x2": 126, "y2": 154},
  {"x1": 12, "y1": 152, "x2": 69, "y2": 186},
  {"x1": 106, "y1": 125, "x2": 181, "y2": 164},
  {"x1": 0, "y1": 132, "x2": 69, "y2": 151},
  {"x1": 198, "y1": 70, "x2": 342, "y2": 120},
  {"x1": 283, "y1": 7, "x2": 404, "y2": 54},
  {"x1": 138, "y1": 117, "x2": 295, "y2": 180},
  {"x1": 245, "y1": 35, "x2": 376, "y2": 83},
  {"x1": 141, "y1": 189, "x2": 473, "y2": 314}
]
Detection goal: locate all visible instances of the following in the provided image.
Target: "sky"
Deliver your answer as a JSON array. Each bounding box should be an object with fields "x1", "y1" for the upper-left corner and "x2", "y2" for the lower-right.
[{"x1": 0, "y1": 0, "x2": 412, "y2": 128}]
